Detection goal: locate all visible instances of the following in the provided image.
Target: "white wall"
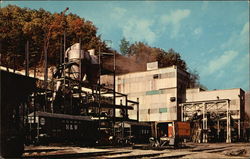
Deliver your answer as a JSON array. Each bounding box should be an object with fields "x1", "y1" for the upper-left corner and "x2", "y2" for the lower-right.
[
  {"x1": 186, "y1": 88, "x2": 245, "y2": 119},
  {"x1": 116, "y1": 66, "x2": 181, "y2": 122}
]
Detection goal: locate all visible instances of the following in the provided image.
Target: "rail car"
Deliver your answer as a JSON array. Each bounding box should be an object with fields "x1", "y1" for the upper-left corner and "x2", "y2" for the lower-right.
[
  {"x1": 114, "y1": 121, "x2": 152, "y2": 144},
  {"x1": 27, "y1": 111, "x2": 98, "y2": 145}
]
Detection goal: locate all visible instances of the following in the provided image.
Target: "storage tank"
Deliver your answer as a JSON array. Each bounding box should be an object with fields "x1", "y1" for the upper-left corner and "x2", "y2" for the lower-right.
[
  {"x1": 63, "y1": 43, "x2": 100, "y2": 84},
  {"x1": 65, "y1": 43, "x2": 85, "y2": 61}
]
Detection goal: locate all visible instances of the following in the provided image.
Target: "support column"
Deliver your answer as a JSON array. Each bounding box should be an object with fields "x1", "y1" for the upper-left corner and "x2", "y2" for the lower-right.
[
  {"x1": 113, "y1": 52, "x2": 116, "y2": 136},
  {"x1": 217, "y1": 120, "x2": 220, "y2": 141},
  {"x1": 216, "y1": 103, "x2": 220, "y2": 141},
  {"x1": 203, "y1": 102, "x2": 207, "y2": 143},
  {"x1": 226, "y1": 100, "x2": 231, "y2": 143},
  {"x1": 25, "y1": 40, "x2": 29, "y2": 76},
  {"x1": 155, "y1": 122, "x2": 158, "y2": 138},
  {"x1": 181, "y1": 104, "x2": 184, "y2": 122},
  {"x1": 125, "y1": 96, "x2": 128, "y2": 119},
  {"x1": 238, "y1": 119, "x2": 241, "y2": 141},
  {"x1": 137, "y1": 98, "x2": 139, "y2": 122}
]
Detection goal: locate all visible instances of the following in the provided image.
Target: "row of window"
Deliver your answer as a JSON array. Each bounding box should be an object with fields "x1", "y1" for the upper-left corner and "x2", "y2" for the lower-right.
[
  {"x1": 117, "y1": 72, "x2": 176, "y2": 85},
  {"x1": 129, "y1": 107, "x2": 177, "y2": 115}
]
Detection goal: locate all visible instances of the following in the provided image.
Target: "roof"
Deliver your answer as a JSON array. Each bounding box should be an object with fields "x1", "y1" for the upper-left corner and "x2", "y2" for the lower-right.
[
  {"x1": 1, "y1": 70, "x2": 37, "y2": 105},
  {"x1": 83, "y1": 102, "x2": 134, "y2": 110},
  {"x1": 191, "y1": 87, "x2": 244, "y2": 93},
  {"x1": 124, "y1": 121, "x2": 151, "y2": 126},
  {"x1": 180, "y1": 99, "x2": 230, "y2": 105},
  {"x1": 116, "y1": 65, "x2": 177, "y2": 76},
  {"x1": 28, "y1": 111, "x2": 93, "y2": 121}
]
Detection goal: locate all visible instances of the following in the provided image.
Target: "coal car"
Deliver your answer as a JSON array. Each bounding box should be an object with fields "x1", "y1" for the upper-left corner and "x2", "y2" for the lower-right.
[{"x1": 27, "y1": 111, "x2": 98, "y2": 145}]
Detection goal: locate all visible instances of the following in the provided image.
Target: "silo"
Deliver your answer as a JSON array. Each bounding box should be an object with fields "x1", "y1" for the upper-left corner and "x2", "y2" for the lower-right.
[{"x1": 65, "y1": 43, "x2": 86, "y2": 81}]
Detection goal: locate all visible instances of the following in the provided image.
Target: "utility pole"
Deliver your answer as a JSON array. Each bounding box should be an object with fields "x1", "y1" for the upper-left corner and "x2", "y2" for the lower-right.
[
  {"x1": 100, "y1": 40, "x2": 115, "y2": 135},
  {"x1": 44, "y1": 43, "x2": 48, "y2": 112},
  {"x1": 62, "y1": 8, "x2": 69, "y2": 86},
  {"x1": 59, "y1": 8, "x2": 68, "y2": 65},
  {"x1": 113, "y1": 50, "x2": 116, "y2": 134},
  {"x1": 61, "y1": 7, "x2": 69, "y2": 113}
]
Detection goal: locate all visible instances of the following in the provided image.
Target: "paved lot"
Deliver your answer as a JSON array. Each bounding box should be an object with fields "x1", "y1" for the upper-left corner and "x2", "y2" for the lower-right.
[{"x1": 23, "y1": 143, "x2": 250, "y2": 158}]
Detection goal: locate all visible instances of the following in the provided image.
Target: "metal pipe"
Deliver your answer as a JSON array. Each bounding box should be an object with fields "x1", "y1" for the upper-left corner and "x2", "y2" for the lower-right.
[
  {"x1": 22, "y1": 102, "x2": 25, "y2": 130},
  {"x1": 51, "y1": 68, "x2": 54, "y2": 113},
  {"x1": 98, "y1": 45, "x2": 101, "y2": 135},
  {"x1": 79, "y1": 38, "x2": 82, "y2": 115},
  {"x1": 137, "y1": 98, "x2": 139, "y2": 122},
  {"x1": 226, "y1": 100, "x2": 231, "y2": 143},
  {"x1": 216, "y1": 103, "x2": 220, "y2": 141},
  {"x1": 113, "y1": 51, "x2": 116, "y2": 135},
  {"x1": 25, "y1": 40, "x2": 29, "y2": 76},
  {"x1": 125, "y1": 96, "x2": 128, "y2": 119},
  {"x1": 181, "y1": 104, "x2": 183, "y2": 121},
  {"x1": 33, "y1": 91, "x2": 36, "y2": 142},
  {"x1": 63, "y1": 30, "x2": 66, "y2": 114},
  {"x1": 79, "y1": 39, "x2": 82, "y2": 81},
  {"x1": 60, "y1": 36, "x2": 63, "y2": 64},
  {"x1": 63, "y1": 31, "x2": 66, "y2": 82},
  {"x1": 44, "y1": 42, "x2": 48, "y2": 112},
  {"x1": 37, "y1": 114, "x2": 40, "y2": 143},
  {"x1": 202, "y1": 102, "x2": 207, "y2": 143},
  {"x1": 238, "y1": 119, "x2": 241, "y2": 141}
]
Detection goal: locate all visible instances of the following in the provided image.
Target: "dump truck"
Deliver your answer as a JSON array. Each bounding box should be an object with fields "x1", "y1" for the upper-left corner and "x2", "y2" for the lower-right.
[{"x1": 150, "y1": 121, "x2": 190, "y2": 148}]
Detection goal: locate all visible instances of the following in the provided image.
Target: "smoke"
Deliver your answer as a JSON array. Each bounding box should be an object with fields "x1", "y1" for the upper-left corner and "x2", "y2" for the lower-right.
[{"x1": 102, "y1": 53, "x2": 146, "y2": 75}]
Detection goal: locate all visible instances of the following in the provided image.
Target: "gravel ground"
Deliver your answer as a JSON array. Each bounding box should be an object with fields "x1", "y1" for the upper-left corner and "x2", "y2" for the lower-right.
[{"x1": 23, "y1": 142, "x2": 250, "y2": 158}]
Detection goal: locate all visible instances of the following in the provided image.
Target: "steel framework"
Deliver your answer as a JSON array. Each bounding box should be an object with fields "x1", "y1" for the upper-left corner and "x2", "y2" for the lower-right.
[{"x1": 180, "y1": 99, "x2": 233, "y2": 143}]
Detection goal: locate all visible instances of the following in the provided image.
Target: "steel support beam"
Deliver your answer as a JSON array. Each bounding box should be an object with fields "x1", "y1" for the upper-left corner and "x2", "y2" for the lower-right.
[
  {"x1": 226, "y1": 100, "x2": 231, "y2": 143},
  {"x1": 238, "y1": 119, "x2": 241, "y2": 141},
  {"x1": 203, "y1": 102, "x2": 207, "y2": 143}
]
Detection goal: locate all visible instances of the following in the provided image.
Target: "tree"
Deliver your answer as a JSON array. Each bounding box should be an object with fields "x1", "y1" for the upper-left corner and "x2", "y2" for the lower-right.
[
  {"x1": 119, "y1": 37, "x2": 130, "y2": 56},
  {"x1": 126, "y1": 42, "x2": 187, "y2": 71},
  {"x1": 188, "y1": 69, "x2": 200, "y2": 88},
  {"x1": 187, "y1": 69, "x2": 207, "y2": 89},
  {"x1": 0, "y1": 5, "x2": 108, "y2": 70}
]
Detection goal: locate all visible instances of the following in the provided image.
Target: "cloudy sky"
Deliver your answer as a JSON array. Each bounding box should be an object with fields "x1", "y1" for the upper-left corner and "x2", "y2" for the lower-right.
[{"x1": 2, "y1": 1, "x2": 249, "y2": 91}]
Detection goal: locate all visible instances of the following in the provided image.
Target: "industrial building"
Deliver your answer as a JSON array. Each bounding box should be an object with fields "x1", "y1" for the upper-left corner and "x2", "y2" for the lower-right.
[
  {"x1": 114, "y1": 62, "x2": 189, "y2": 122},
  {"x1": 0, "y1": 43, "x2": 142, "y2": 157},
  {"x1": 113, "y1": 62, "x2": 247, "y2": 143},
  {"x1": 185, "y1": 88, "x2": 245, "y2": 122},
  {"x1": 182, "y1": 88, "x2": 245, "y2": 143}
]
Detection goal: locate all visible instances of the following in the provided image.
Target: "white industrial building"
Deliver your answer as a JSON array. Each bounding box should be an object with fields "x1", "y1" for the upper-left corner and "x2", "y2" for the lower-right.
[
  {"x1": 182, "y1": 88, "x2": 245, "y2": 142},
  {"x1": 115, "y1": 62, "x2": 189, "y2": 122},
  {"x1": 185, "y1": 88, "x2": 245, "y2": 120},
  {"x1": 109, "y1": 62, "x2": 247, "y2": 142}
]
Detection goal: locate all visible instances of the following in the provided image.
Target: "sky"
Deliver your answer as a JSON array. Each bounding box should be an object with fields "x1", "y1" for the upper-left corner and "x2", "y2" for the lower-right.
[{"x1": 2, "y1": 1, "x2": 250, "y2": 91}]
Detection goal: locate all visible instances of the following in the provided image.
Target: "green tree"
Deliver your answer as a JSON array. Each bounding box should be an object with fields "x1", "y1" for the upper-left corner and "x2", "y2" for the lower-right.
[{"x1": 119, "y1": 37, "x2": 130, "y2": 56}]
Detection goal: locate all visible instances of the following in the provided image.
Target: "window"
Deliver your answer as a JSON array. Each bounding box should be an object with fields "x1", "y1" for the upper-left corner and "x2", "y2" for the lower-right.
[
  {"x1": 153, "y1": 74, "x2": 159, "y2": 79},
  {"x1": 170, "y1": 97, "x2": 176, "y2": 102},
  {"x1": 159, "y1": 108, "x2": 168, "y2": 113}
]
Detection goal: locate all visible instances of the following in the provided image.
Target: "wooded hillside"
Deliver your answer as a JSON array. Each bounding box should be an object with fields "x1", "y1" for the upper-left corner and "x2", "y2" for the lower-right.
[
  {"x1": 0, "y1": 5, "x2": 204, "y2": 89},
  {"x1": 0, "y1": 5, "x2": 109, "y2": 69}
]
